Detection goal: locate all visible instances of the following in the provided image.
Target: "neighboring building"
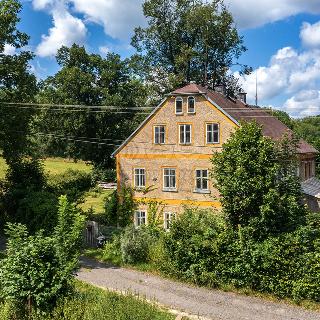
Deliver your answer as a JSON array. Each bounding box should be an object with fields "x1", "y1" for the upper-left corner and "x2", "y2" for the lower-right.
[{"x1": 112, "y1": 83, "x2": 320, "y2": 227}]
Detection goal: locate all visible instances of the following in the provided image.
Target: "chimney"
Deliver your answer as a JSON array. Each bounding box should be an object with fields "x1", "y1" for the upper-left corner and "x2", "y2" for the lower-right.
[
  {"x1": 214, "y1": 83, "x2": 226, "y2": 96},
  {"x1": 237, "y1": 89, "x2": 247, "y2": 104}
]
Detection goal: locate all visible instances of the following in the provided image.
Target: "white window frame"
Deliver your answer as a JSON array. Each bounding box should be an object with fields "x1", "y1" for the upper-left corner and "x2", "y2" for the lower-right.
[
  {"x1": 154, "y1": 125, "x2": 165, "y2": 144},
  {"x1": 134, "y1": 168, "x2": 146, "y2": 188},
  {"x1": 187, "y1": 96, "x2": 196, "y2": 114},
  {"x1": 175, "y1": 97, "x2": 183, "y2": 114},
  {"x1": 164, "y1": 212, "x2": 176, "y2": 230},
  {"x1": 195, "y1": 169, "x2": 209, "y2": 192},
  {"x1": 163, "y1": 168, "x2": 177, "y2": 191},
  {"x1": 179, "y1": 124, "x2": 192, "y2": 145},
  {"x1": 135, "y1": 210, "x2": 146, "y2": 227},
  {"x1": 206, "y1": 123, "x2": 220, "y2": 144}
]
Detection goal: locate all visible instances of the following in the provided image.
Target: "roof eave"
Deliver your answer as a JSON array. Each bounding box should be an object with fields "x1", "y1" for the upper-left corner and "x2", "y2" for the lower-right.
[{"x1": 205, "y1": 94, "x2": 240, "y2": 127}]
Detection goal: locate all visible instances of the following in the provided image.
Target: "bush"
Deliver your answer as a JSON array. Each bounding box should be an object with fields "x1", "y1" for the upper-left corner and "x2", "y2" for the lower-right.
[
  {"x1": 120, "y1": 226, "x2": 159, "y2": 264},
  {"x1": 48, "y1": 169, "x2": 92, "y2": 202},
  {"x1": 162, "y1": 208, "x2": 320, "y2": 301},
  {"x1": 0, "y1": 196, "x2": 85, "y2": 316},
  {"x1": 15, "y1": 191, "x2": 58, "y2": 234},
  {"x1": 91, "y1": 166, "x2": 116, "y2": 184},
  {"x1": 102, "y1": 187, "x2": 136, "y2": 227}
]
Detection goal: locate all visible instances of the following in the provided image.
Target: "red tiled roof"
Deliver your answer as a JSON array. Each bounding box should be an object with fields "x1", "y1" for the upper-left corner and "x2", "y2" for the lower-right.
[{"x1": 172, "y1": 84, "x2": 318, "y2": 154}]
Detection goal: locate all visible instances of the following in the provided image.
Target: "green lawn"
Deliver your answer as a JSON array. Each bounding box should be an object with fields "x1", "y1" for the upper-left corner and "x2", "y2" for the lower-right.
[
  {"x1": 81, "y1": 189, "x2": 113, "y2": 213},
  {"x1": 0, "y1": 157, "x2": 92, "y2": 179}
]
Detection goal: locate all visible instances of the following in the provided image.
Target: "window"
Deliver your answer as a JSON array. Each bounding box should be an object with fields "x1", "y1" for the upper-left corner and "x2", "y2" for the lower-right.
[
  {"x1": 179, "y1": 124, "x2": 192, "y2": 144},
  {"x1": 135, "y1": 211, "x2": 146, "y2": 227},
  {"x1": 206, "y1": 123, "x2": 219, "y2": 144},
  {"x1": 304, "y1": 161, "x2": 314, "y2": 180},
  {"x1": 164, "y1": 212, "x2": 176, "y2": 230},
  {"x1": 163, "y1": 168, "x2": 176, "y2": 190},
  {"x1": 154, "y1": 125, "x2": 165, "y2": 144},
  {"x1": 187, "y1": 96, "x2": 195, "y2": 113},
  {"x1": 134, "y1": 168, "x2": 145, "y2": 188},
  {"x1": 195, "y1": 169, "x2": 209, "y2": 191},
  {"x1": 175, "y1": 97, "x2": 183, "y2": 114}
]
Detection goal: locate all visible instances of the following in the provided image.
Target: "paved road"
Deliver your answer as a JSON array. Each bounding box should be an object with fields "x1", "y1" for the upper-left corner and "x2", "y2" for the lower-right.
[{"x1": 78, "y1": 257, "x2": 320, "y2": 320}]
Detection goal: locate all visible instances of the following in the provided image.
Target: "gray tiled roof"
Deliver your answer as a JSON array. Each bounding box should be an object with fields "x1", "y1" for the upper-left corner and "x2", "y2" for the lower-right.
[{"x1": 301, "y1": 177, "x2": 320, "y2": 198}]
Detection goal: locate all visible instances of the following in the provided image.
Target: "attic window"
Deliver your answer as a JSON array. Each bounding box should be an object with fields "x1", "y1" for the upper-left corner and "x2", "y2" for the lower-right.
[
  {"x1": 187, "y1": 96, "x2": 195, "y2": 113},
  {"x1": 175, "y1": 97, "x2": 183, "y2": 114}
]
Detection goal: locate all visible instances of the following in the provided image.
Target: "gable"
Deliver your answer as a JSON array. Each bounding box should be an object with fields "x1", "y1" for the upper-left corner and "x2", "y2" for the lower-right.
[{"x1": 113, "y1": 94, "x2": 238, "y2": 157}]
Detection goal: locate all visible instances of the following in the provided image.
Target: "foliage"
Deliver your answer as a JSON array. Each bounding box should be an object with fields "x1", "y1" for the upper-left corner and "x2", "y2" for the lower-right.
[
  {"x1": 0, "y1": 196, "x2": 85, "y2": 315},
  {"x1": 120, "y1": 225, "x2": 159, "y2": 264},
  {"x1": 132, "y1": 0, "x2": 249, "y2": 95},
  {"x1": 35, "y1": 44, "x2": 149, "y2": 168},
  {"x1": 47, "y1": 168, "x2": 92, "y2": 203},
  {"x1": 103, "y1": 186, "x2": 136, "y2": 227},
  {"x1": 15, "y1": 190, "x2": 58, "y2": 234},
  {"x1": 0, "y1": 281, "x2": 174, "y2": 320},
  {"x1": 91, "y1": 166, "x2": 116, "y2": 183},
  {"x1": 211, "y1": 121, "x2": 306, "y2": 239},
  {"x1": 162, "y1": 209, "x2": 320, "y2": 302},
  {"x1": 0, "y1": 159, "x2": 46, "y2": 224}
]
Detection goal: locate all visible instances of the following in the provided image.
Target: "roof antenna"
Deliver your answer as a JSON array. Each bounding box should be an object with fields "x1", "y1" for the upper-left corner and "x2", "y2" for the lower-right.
[{"x1": 255, "y1": 70, "x2": 258, "y2": 106}]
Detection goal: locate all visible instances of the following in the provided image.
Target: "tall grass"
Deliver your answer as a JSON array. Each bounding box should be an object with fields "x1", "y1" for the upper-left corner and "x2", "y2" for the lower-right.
[{"x1": 0, "y1": 281, "x2": 174, "y2": 320}]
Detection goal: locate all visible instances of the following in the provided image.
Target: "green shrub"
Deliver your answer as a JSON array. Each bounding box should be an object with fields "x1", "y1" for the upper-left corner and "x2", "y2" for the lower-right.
[
  {"x1": 0, "y1": 196, "x2": 85, "y2": 315},
  {"x1": 15, "y1": 191, "x2": 58, "y2": 234},
  {"x1": 120, "y1": 226, "x2": 158, "y2": 264},
  {"x1": 48, "y1": 169, "x2": 92, "y2": 202},
  {"x1": 102, "y1": 187, "x2": 136, "y2": 227},
  {"x1": 102, "y1": 232, "x2": 122, "y2": 265},
  {"x1": 91, "y1": 166, "x2": 116, "y2": 183},
  {"x1": 162, "y1": 208, "x2": 320, "y2": 301}
]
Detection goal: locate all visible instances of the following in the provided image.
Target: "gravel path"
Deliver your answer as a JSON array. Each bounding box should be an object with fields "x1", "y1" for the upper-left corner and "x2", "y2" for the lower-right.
[{"x1": 78, "y1": 257, "x2": 320, "y2": 320}]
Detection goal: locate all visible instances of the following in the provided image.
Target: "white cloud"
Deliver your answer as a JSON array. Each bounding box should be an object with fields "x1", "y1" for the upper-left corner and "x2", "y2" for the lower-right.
[
  {"x1": 35, "y1": 1, "x2": 87, "y2": 57},
  {"x1": 3, "y1": 44, "x2": 16, "y2": 55},
  {"x1": 70, "y1": 0, "x2": 145, "y2": 40},
  {"x1": 237, "y1": 45, "x2": 320, "y2": 117},
  {"x1": 283, "y1": 90, "x2": 320, "y2": 117},
  {"x1": 300, "y1": 21, "x2": 320, "y2": 48},
  {"x1": 225, "y1": 0, "x2": 320, "y2": 29}
]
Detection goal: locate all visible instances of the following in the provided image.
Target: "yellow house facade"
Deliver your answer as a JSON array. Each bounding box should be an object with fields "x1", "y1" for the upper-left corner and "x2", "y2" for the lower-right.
[{"x1": 112, "y1": 84, "x2": 319, "y2": 227}]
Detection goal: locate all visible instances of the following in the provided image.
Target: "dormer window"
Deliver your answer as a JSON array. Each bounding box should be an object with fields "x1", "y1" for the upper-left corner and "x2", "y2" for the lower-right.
[
  {"x1": 187, "y1": 96, "x2": 195, "y2": 113},
  {"x1": 175, "y1": 97, "x2": 183, "y2": 114}
]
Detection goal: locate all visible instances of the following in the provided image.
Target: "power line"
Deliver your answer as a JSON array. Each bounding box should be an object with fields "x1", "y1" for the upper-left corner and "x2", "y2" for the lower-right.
[
  {"x1": 0, "y1": 102, "x2": 154, "y2": 110},
  {"x1": 0, "y1": 105, "x2": 151, "y2": 115}
]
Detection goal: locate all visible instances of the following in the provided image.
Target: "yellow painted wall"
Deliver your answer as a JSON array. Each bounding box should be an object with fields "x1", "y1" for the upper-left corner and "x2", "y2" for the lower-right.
[{"x1": 117, "y1": 95, "x2": 238, "y2": 213}]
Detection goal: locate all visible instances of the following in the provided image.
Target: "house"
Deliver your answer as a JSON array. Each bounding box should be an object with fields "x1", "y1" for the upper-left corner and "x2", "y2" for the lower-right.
[{"x1": 112, "y1": 83, "x2": 320, "y2": 227}]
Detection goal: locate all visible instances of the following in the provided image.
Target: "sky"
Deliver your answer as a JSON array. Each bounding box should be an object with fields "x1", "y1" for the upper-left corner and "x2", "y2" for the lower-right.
[{"x1": 7, "y1": 0, "x2": 320, "y2": 118}]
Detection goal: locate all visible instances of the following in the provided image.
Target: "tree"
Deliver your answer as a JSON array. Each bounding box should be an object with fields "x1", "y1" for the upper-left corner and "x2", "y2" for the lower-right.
[
  {"x1": 211, "y1": 122, "x2": 306, "y2": 239},
  {"x1": 0, "y1": 0, "x2": 44, "y2": 225},
  {"x1": 0, "y1": 196, "x2": 85, "y2": 316},
  {"x1": 132, "y1": 0, "x2": 249, "y2": 94},
  {"x1": 0, "y1": 0, "x2": 38, "y2": 160},
  {"x1": 36, "y1": 44, "x2": 149, "y2": 168}
]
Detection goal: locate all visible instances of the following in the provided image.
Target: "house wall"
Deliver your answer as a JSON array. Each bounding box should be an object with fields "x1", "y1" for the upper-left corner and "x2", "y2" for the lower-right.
[
  {"x1": 117, "y1": 95, "x2": 238, "y2": 215},
  {"x1": 298, "y1": 154, "x2": 317, "y2": 181},
  {"x1": 116, "y1": 94, "x2": 319, "y2": 221}
]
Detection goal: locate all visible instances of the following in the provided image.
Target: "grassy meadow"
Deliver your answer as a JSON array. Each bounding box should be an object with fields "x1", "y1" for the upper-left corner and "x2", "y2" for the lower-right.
[
  {"x1": 0, "y1": 157, "x2": 110, "y2": 214},
  {"x1": 0, "y1": 157, "x2": 92, "y2": 179}
]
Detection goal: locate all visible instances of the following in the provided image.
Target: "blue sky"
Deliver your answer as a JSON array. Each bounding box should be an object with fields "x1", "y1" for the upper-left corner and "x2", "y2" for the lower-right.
[{"x1": 8, "y1": 0, "x2": 320, "y2": 117}]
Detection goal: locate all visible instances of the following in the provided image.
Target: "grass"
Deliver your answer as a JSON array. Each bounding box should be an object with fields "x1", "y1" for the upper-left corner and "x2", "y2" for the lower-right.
[
  {"x1": 80, "y1": 189, "x2": 112, "y2": 213},
  {"x1": 0, "y1": 157, "x2": 92, "y2": 179},
  {"x1": 0, "y1": 281, "x2": 174, "y2": 320}
]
